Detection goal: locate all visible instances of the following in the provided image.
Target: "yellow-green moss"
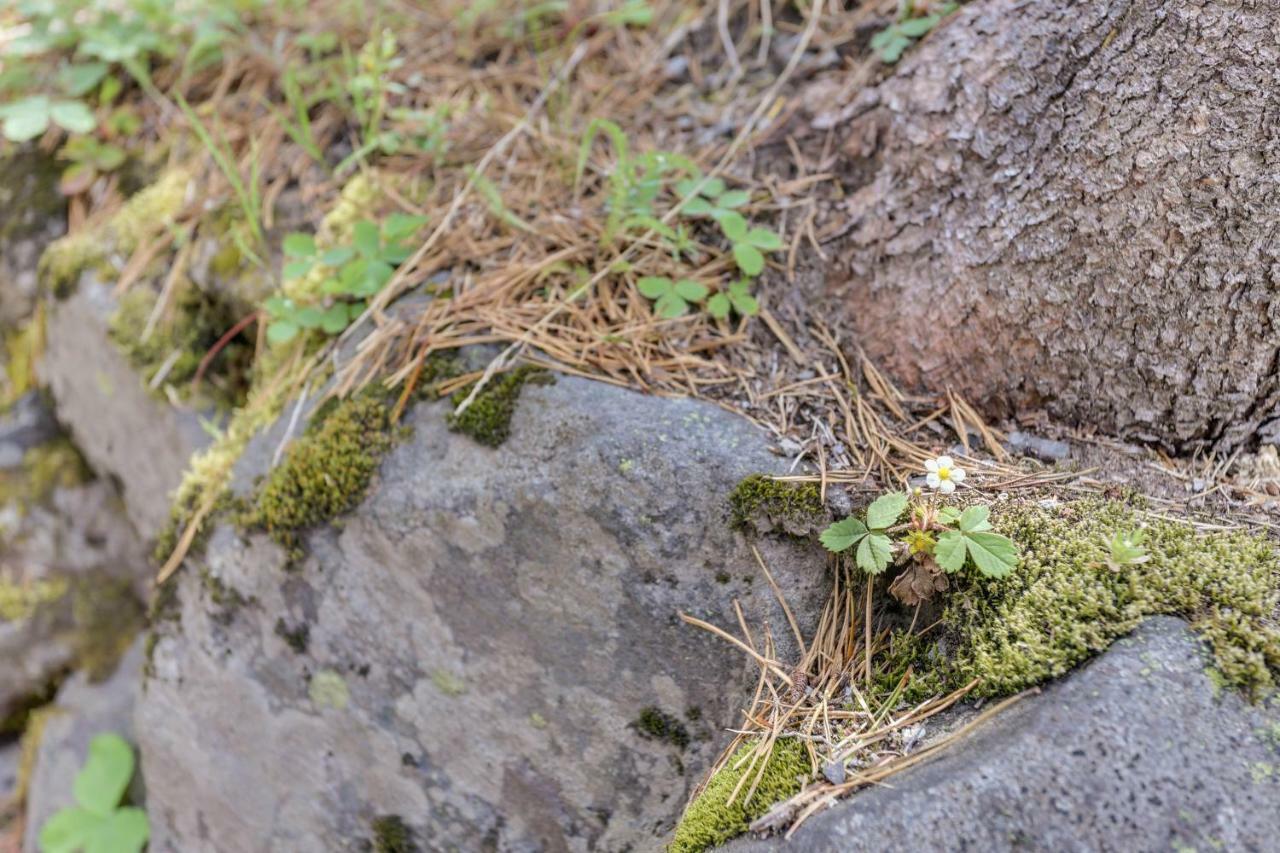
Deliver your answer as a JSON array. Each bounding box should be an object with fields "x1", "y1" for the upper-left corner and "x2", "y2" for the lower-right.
[
  {"x1": 107, "y1": 283, "x2": 253, "y2": 408},
  {"x1": 2, "y1": 303, "x2": 45, "y2": 408},
  {"x1": 39, "y1": 168, "x2": 189, "y2": 296},
  {"x1": 371, "y1": 814, "x2": 416, "y2": 853},
  {"x1": 15, "y1": 705, "x2": 61, "y2": 802},
  {"x1": 0, "y1": 438, "x2": 91, "y2": 516},
  {"x1": 728, "y1": 474, "x2": 825, "y2": 536},
  {"x1": 885, "y1": 498, "x2": 1280, "y2": 702},
  {"x1": 245, "y1": 390, "x2": 399, "y2": 543},
  {"x1": 670, "y1": 739, "x2": 809, "y2": 853},
  {"x1": 0, "y1": 576, "x2": 68, "y2": 622},
  {"x1": 447, "y1": 366, "x2": 549, "y2": 447}
]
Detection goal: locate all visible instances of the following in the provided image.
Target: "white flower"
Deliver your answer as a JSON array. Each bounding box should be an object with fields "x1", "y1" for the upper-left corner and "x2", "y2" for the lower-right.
[{"x1": 924, "y1": 455, "x2": 966, "y2": 494}]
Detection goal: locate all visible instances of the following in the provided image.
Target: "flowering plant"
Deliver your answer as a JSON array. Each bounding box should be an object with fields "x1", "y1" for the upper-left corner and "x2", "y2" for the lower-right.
[{"x1": 819, "y1": 457, "x2": 1018, "y2": 605}]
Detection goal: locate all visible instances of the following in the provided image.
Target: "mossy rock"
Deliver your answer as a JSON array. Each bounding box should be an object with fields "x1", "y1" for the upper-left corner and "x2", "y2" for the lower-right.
[
  {"x1": 882, "y1": 498, "x2": 1280, "y2": 702},
  {"x1": 670, "y1": 739, "x2": 810, "y2": 853},
  {"x1": 447, "y1": 365, "x2": 551, "y2": 447},
  {"x1": 728, "y1": 474, "x2": 825, "y2": 536}
]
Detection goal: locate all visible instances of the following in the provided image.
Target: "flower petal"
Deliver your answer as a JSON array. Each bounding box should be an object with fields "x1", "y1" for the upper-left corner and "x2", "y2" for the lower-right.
[
  {"x1": 939, "y1": 479, "x2": 956, "y2": 494},
  {"x1": 936, "y1": 455, "x2": 953, "y2": 468},
  {"x1": 924, "y1": 458, "x2": 939, "y2": 472},
  {"x1": 926, "y1": 473, "x2": 941, "y2": 488},
  {"x1": 951, "y1": 467, "x2": 966, "y2": 483}
]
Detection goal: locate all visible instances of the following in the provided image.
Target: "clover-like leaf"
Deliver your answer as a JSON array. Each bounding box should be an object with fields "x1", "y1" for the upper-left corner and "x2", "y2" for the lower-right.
[
  {"x1": 855, "y1": 531, "x2": 894, "y2": 574},
  {"x1": 73, "y1": 734, "x2": 134, "y2": 817},
  {"x1": 319, "y1": 246, "x2": 355, "y2": 266},
  {"x1": 820, "y1": 517, "x2": 868, "y2": 553},
  {"x1": 673, "y1": 279, "x2": 707, "y2": 302},
  {"x1": 637, "y1": 276, "x2": 671, "y2": 299},
  {"x1": 352, "y1": 220, "x2": 380, "y2": 258},
  {"x1": 966, "y1": 531, "x2": 1018, "y2": 578},
  {"x1": 934, "y1": 529, "x2": 967, "y2": 573},
  {"x1": 653, "y1": 291, "x2": 689, "y2": 318},
  {"x1": 743, "y1": 227, "x2": 783, "y2": 251},
  {"x1": 39, "y1": 806, "x2": 100, "y2": 853},
  {"x1": 717, "y1": 211, "x2": 748, "y2": 242},
  {"x1": 865, "y1": 491, "x2": 909, "y2": 530},
  {"x1": 717, "y1": 190, "x2": 750, "y2": 209},
  {"x1": 706, "y1": 292, "x2": 731, "y2": 319},
  {"x1": 733, "y1": 242, "x2": 764, "y2": 276},
  {"x1": 87, "y1": 807, "x2": 149, "y2": 853},
  {"x1": 282, "y1": 233, "x2": 317, "y2": 258},
  {"x1": 682, "y1": 197, "x2": 714, "y2": 216},
  {"x1": 49, "y1": 100, "x2": 96, "y2": 134},
  {"x1": 726, "y1": 280, "x2": 759, "y2": 315},
  {"x1": 267, "y1": 320, "x2": 300, "y2": 345}
]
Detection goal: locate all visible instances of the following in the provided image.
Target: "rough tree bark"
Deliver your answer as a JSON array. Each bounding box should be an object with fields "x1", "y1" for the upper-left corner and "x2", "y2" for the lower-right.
[{"x1": 806, "y1": 0, "x2": 1279, "y2": 451}]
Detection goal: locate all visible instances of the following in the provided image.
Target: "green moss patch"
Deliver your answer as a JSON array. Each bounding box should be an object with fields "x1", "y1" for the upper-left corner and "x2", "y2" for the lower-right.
[
  {"x1": 728, "y1": 474, "x2": 825, "y2": 536},
  {"x1": 108, "y1": 283, "x2": 253, "y2": 409},
  {"x1": 635, "y1": 706, "x2": 689, "y2": 749},
  {"x1": 885, "y1": 498, "x2": 1280, "y2": 702},
  {"x1": 671, "y1": 739, "x2": 809, "y2": 853},
  {"x1": 371, "y1": 814, "x2": 416, "y2": 853},
  {"x1": 245, "y1": 390, "x2": 400, "y2": 546},
  {"x1": 446, "y1": 365, "x2": 549, "y2": 447}
]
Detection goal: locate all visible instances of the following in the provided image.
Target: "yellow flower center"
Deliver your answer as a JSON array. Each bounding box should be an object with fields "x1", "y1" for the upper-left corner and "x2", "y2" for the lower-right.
[{"x1": 937, "y1": 466, "x2": 951, "y2": 480}]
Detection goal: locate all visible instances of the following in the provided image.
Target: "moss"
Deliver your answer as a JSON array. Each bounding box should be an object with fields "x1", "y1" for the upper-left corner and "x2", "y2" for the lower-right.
[
  {"x1": 39, "y1": 168, "x2": 189, "y2": 296},
  {"x1": 371, "y1": 814, "x2": 417, "y2": 853},
  {"x1": 2, "y1": 303, "x2": 45, "y2": 408},
  {"x1": 670, "y1": 739, "x2": 809, "y2": 853},
  {"x1": 107, "y1": 282, "x2": 253, "y2": 408},
  {"x1": 887, "y1": 498, "x2": 1280, "y2": 703},
  {"x1": 69, "y1": 575, "x2": 145, "y2": 682},
  {"x1": 245, "y1": 389, "x2": 400, "y2": 546},
  {"x1": 430, "y1": 670, "x2": 466, "y2": 697},
  {"x1": 635, "y1": 706, "x2": 689, "y2": 750},
  {"x1": 728, "y1": 474, "x2": 825, "y2": 536},
  {"x1": 274, "y1": 618, "x2": 310, "y2": 654},
  {"x1": 200, "y1": 569, "x2": 248, "y2": 626},
  {"x1": 0, "y1": 436, "x2": 91, "y2": 517},
  {"x1": 0, "y1": 576, "x2": 68, "y2": 622},
  {"x1": 446, "y1": 366, "x2": 549, "y2": 447}
]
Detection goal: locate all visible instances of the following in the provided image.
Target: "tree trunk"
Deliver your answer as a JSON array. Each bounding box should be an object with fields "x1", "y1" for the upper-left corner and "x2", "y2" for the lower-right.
[{"x1": 806, "y1": 0, "x2": 1279, "y2": 452}]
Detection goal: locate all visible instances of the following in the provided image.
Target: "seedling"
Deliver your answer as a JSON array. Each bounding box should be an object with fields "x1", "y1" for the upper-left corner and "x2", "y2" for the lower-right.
[
  {"x1": 40, "y1": 732, "x2": 149, "y2": 853},
  {"x1": 1105, "y1": 528, "x2": 1149, "y2": 571},
  {"x1": 637, "y1": 276, "x2": 708, "y2": 318},
  {"x1": 871, "y1": 2, "x2": 959, "y2": 63},
  {"x1": 267, "y1": 213, "x2": 427, "y2": 344},
  {"x1": 706, "y1": 280, "x2": 759, "y2": 319},
  {"x1": 674, "y1": 177, "x2": 783, "y2": 276}
]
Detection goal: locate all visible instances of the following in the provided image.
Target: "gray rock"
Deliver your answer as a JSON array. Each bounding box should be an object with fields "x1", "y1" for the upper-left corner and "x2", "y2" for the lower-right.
[
  {"x1": 138, "y1": 376, "x2": 830, "y2": 852},
  {"x1": 0, "y1": 741, "x2": 18, "y2": 804},
  {"x1": 727, "y1": 617, "x2": 1280, "y2": 853},
  {"x1": 0, "y1": 149, "x2": 65, "y2": 329},
  {"x1": 0, "y1": 479, "x2": 149, "y2": 718},
  {"x1": 40, "y1": 276, "x2": 213, "y2": 540},
  {"x1": 0, "y1": 393, "x2": 61, "y2": 470},
  {"x1": 22, "y1": 638, "x2": 145, "y2": 853}
]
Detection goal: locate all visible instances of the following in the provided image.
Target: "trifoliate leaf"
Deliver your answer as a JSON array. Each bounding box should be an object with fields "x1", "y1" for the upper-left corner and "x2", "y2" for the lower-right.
[
  {"x1": 716, "y1": 211, "x2": 748, "y2": 242},
  {"x1": 855, "y1": 532, "x2": 893, "y2": 574},
  {"x1": 49, "y1": 100, "x2": 96, "y2": 134},
  {"x1": 673, "y1": 279, "x2": 707, "y2": 301},
  {"x1": 637, "y1": 276, "x2": 671, "y2": 299},
  {"x1": 267, "y1": 321, "x2": 299, "y2": 345},
  {"x1": 966, "y1": 531, "x2": 1018, "y2": 578},
  {"x1": 958, "y1": 505, "x2": 992, "y2": 532},
  {"x1": 865, "y1": 491, "x2": 909, "y2": 530},
  {"x1": 706, "y1": 292, "x2": 730, "y2": 319},
  {"x1": 73, "y1": 734, "x2": 133, "y2": 817},
  {"x1": 733, "y1": 243, "x2": 764, "y2": 276},
  {"x1": 934, "y1": 530, "x2": 967, "y2": 573},
  {"x1": 39, "y1": 806, "x2": 100, "y2": 853},
  {"x1": 744, "y1": 227, "x2": 784, "y2": 251},
  {"x1": 820, "y1": 517, "x2": 867, "y2": 553},
  {"x1": 86, "y1": 807, "x2": 149, "y2": 853}
]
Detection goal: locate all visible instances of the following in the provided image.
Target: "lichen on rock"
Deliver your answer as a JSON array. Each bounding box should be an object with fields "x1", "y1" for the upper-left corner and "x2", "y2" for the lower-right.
[{"x1": 670, "y1": 738, "x2": 810, "y2": 853}]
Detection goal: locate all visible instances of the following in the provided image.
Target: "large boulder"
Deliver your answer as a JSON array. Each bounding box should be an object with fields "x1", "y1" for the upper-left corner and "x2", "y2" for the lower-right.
[
  {"x1": 138, "y1": 376, "x2": 830, "y2": 851},
  {"x1": 728, "y1": 617, "x2": 1280, "y2": 852}
]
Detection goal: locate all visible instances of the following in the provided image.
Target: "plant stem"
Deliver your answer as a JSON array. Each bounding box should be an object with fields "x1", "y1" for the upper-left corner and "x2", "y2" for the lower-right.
[{"x1": 864, "y1": 574, "x2": 873, "y2": 692}]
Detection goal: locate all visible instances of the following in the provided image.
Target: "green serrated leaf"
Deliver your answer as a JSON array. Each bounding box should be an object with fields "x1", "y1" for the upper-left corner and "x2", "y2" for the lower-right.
[
  {"x1": 319, "y1": 246, "x2": 355, "y2": 266},
  {"x1": 637, "y1": 276, "x2": 671, "y2": 299},
  {"x1": 937, "y1": 506, "x2": 961, "y2": 525},
  {"x1": 717, "y1": 190, "x2": 750, "y2": 209},
  {"x1": 865, "y1": 491, "x2": 909, "y2": 530},
  {"x1": 820, "y1": 517, "x2": 867, "y2": 553},
  {"x1": 73, "y1": 734, "x2": 133, "y2": 817},
  {"x1": 716, "y1": 211, "x2": 748, "y2": 242},
  {"x1": 856, "y1": 532, "x2": 893, "y2": 574},
  {"x1": 730, "y1": 290, "x2": 759, "y2": 315},
  {"x1": 733, "y1": 242, "x2": 764, "y2": 276},
  {"x1": 702, "y1": 177, "x2": 726, "y2": 197},
  {"x1": 653, "y1": 291, "x2": 688, "y2": 318},
  {"x1": 682, "y1": 197, "x2": 714, "y2": 216},
  {"x1": 49, "y1": 100, "x2": 96, "y2": 134},
  {"x1": 934, "y1": 530, "x2": 967, "y2": 572},
  {"x1": 282, "y1": 233, "x2": 317, "y2": 258},
  {"x1": 673, "y1": 279, "x2": 707, "y2": 301},
  {"x1": 958, "y1": 505, "x2": 992, "y2": 533},
  {"x1": 744, "y1": 228, "x2": 784, "y2": 251},
  {"x1": 966, "y1": 531, "x2": 1018, "y2": 578},
  {"x1": 352, "y1": 220, "x2": 380, "y2": 257}
]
